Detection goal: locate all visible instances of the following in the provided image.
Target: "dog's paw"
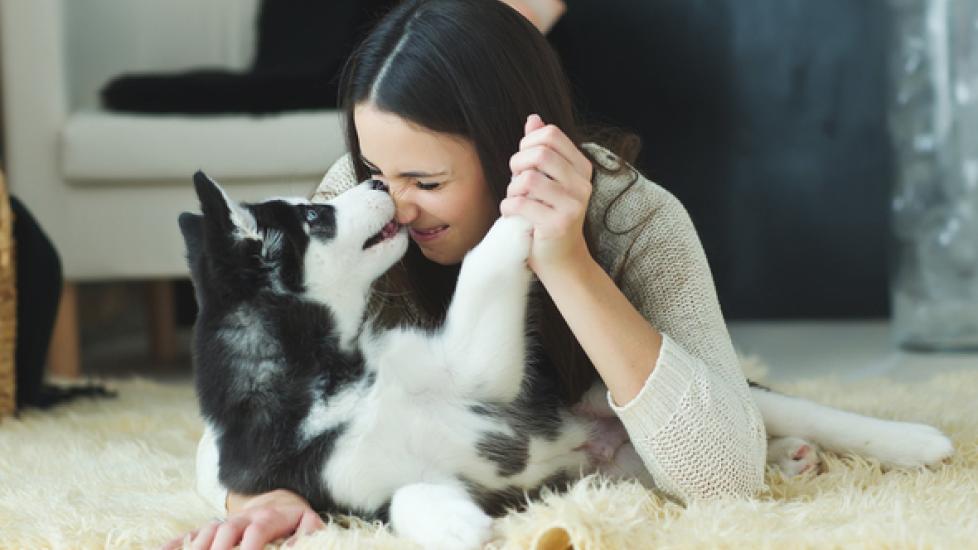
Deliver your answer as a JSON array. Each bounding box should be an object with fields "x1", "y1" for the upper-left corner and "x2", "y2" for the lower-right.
[
  {"x1": 767, "y1": 436, "x2": 821, "y2": 476},
  {"x1": 401, "y1": 498, "x2": 492, "y2": 550},
  {"x1": 391, "y1": 484, "x2": 494, "y2": 550},
  {"x1": 472, "y1": 215, "x2": 533, "y2": 271},
  {"x1": 871, "y1": 422, "x2": 954, "y2": 469}
]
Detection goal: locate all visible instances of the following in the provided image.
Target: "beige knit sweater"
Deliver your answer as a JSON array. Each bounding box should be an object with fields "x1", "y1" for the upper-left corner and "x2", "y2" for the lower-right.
[{"x1": 195, "y1": 143, "x2": 767, "y2": 511}]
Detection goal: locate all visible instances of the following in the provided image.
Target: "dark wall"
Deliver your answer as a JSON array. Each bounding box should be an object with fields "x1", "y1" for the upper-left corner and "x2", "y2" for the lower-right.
[{"x1": 548, "y1": 0, "x2": 892, "y2": 319}]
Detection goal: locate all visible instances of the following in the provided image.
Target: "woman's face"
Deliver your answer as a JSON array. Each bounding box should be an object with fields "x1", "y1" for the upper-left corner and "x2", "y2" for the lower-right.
[{"x1": 354, "y1": 102, "x2": 498, "y2": 265}]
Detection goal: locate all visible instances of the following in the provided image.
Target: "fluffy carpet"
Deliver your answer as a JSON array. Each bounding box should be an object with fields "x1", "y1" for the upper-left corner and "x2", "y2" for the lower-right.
[{"x1": 1, "y1": 361, "x2": 976, "y2": 549}]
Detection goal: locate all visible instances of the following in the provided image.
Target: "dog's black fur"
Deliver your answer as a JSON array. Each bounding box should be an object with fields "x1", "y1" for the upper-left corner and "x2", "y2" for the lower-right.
[{"x1": 181, "y1": 172, "x2": 374, "y2": 516}]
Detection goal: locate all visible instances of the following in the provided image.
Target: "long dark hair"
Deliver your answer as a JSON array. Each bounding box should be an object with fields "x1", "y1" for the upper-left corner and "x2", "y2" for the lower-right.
[{"x1": 338, "y1": 0, "x2": 640, "y2": 404}]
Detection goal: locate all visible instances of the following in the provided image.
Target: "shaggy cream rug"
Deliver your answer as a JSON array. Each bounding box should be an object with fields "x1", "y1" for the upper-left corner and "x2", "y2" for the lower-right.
[{"x1": 1, "y1": 362, "x2": 976, "y2": 549}]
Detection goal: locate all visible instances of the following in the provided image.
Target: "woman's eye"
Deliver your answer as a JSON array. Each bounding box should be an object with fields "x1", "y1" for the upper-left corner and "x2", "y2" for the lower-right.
[
  {"x1": 305, "y1": 209, "x2": 319, "y2": 223},
  {"x1": 417, "y1": 182, "x2": 440, "y2": 191}
]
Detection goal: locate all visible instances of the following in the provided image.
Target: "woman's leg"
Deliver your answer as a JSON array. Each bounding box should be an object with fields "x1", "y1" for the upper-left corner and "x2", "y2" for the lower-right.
[{"x1": 10, "y1": 196, "x2": 62, "y2": 408}]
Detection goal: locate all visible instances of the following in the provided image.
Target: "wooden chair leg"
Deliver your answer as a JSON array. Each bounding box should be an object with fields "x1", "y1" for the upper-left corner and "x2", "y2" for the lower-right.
[
  {"x1": 147, "y1": 279, "x2": 176, "y2": 364},
  {"x1": 48, "y1": 282, "x2": 81, "y2": 378}
]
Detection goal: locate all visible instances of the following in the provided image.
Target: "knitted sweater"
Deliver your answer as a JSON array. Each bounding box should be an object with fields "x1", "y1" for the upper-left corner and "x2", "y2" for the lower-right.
[{"x1": 194, "y1": 143, "x2": 767, "y2": 510}]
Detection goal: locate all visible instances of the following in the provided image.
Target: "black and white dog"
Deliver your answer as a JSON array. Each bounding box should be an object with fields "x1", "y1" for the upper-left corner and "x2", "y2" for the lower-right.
[
  {"x1": 181, "y1": 172, "x2": 635, "y2": 548},
  {"x1": 180, "y1": 172, "x2": 952, "y2": 549}
]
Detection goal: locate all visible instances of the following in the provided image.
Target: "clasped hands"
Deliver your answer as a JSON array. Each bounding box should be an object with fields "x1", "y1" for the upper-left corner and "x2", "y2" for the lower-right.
[{"x1": 501, "y1": 113, "x2": 595, "y2": 278}]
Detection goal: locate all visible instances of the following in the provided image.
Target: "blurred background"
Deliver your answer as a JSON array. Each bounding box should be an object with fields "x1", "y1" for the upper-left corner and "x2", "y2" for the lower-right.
[{"x1": 0, "y1": 0, "x2": 975, "y2": 398}]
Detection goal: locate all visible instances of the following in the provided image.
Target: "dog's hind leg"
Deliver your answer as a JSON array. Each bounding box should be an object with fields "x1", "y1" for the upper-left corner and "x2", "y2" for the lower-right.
[
  {"x1": 751, "y1": 386, "x2": 953, "y2": 469},
  {"x1": 390, "y1": 481, "x2": 493, "y2": 550},
  {"x1": 766, "y1": 436, "x2": 821, "y2": 476}
]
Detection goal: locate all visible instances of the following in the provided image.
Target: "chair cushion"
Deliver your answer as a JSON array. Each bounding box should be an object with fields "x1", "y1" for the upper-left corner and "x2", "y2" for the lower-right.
[{"x1": 60, "y1": 110, "x2": 346, "y2": 183}]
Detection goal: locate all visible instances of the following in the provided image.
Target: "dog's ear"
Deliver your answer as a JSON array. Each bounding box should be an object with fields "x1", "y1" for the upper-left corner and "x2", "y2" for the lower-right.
[
  {"x1": 178, "y1": 212, "x2": 204, "y2": 265},
  {"x1": 193, "y1": 170, "x2": 259, "y2": 239}
]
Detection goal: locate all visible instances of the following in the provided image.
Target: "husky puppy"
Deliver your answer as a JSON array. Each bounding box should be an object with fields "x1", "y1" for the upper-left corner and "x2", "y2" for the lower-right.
[
  {"x1": 180, "y1": 172, "x2": 952, "y2": 549},
  {"x1": 180, "y1": 172, "x2": 623, "y2": 548}
]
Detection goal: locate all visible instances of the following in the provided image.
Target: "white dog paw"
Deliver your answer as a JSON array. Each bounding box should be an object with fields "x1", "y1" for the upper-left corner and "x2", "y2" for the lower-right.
[
  {"x1": 767, "y1": 436, "x2": 821, "y2": 476},
  {"x1": 872, "y1": 422, "x2": 954, "y2": 468},
  {"x1": 401, "y1": 499, "x2": 492, "y2": 550},
  {"x1": 474, "y1": 215, "x2": 533, "y2": 269},
  {"x1": 391, "y1": 484, "x2": 494, "y2": 550}
]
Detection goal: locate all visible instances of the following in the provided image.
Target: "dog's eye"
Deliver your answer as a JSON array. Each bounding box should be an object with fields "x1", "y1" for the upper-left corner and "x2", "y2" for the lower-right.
[{"x1": 305, "y1": 208, "x2": 319, "y2": 223}]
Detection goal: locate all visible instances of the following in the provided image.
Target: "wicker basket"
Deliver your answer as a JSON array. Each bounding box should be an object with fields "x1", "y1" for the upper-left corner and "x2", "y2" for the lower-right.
[{"x1": 0, "y1": 171, "x2": 16, "y2": 418}]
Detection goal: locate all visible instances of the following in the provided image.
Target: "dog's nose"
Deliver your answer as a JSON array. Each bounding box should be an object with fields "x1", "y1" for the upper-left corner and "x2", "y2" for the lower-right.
[{"x1": 370, "y1": 179, "x2": 389, "y2": 193}]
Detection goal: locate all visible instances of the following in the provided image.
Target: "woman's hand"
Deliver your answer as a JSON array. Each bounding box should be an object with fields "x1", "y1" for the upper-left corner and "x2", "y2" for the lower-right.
[
  {"x1": 501, "y1": 114, "x2": 594, "y2": 277},
  {"x1": 497, "y1": 0, "x2": 566, "y2": 33},
  {"x1": 162, "y1": 489, "x2": 325, "y2": 550}
]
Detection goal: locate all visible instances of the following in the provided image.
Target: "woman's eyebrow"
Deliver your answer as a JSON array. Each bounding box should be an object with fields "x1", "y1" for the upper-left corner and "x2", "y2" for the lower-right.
[{"x1": 361, "y1": 156, "x2": 448, "y2": 178}]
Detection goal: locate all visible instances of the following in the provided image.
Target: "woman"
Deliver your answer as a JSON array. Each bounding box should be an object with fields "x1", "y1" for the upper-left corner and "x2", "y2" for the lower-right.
[{"x1": 176, "y1": 0, "x2": 766, "y2": 547}]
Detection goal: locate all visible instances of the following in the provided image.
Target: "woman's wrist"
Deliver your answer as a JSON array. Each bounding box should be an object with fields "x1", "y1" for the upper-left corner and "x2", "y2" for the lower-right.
[
  {"x1": 225, "y1": 490, "x2": 249, "y2": 514},
  {"x1": 226, "y1": 489, "x2": 310, "y2": 514},
  {"x1": 534, "y1": 245, "x2": 663, "y2": 405},
  {"x1": 532, "y1": 242, "x2": 599, "y2": 289}
]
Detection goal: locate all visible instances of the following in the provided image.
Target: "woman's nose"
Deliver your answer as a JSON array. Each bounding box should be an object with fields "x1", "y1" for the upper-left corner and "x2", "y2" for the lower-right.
[{"x1": 393, "y1": 194, "x2": 419, "y2": 225}]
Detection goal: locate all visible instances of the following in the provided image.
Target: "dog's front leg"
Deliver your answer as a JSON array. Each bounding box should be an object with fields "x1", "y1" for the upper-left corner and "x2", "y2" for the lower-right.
[
  {"x1": 390, "y1": 481, "x2": 494, "y2": 550},
  {"x1": 441, "y1": 215, "x2": 533, "y2": 402}
]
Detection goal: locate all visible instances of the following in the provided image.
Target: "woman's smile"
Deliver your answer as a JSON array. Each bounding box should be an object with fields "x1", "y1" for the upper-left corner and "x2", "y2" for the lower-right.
[{"x1": 409, "y1": 224, "x2": 449, "y2": 242}]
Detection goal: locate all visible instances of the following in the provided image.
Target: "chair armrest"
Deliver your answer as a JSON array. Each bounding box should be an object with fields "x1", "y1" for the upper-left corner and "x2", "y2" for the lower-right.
[
  {"x1": 0, "y1": 0, "x2": 71, "y2": 127},
  {"x1": 0, "y1": 0, "x2": 71, "y2": 220}
]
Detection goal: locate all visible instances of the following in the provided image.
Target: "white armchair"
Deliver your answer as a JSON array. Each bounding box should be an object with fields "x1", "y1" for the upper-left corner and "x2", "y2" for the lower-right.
[{"x1": 0, "y1": 0, "x2": 348, "y2": 373}]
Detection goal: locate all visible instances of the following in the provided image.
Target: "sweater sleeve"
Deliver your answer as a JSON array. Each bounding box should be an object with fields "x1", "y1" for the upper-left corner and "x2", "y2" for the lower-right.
[{"x1": 594, "y1": 165, "x2": 767, "y2": 504}]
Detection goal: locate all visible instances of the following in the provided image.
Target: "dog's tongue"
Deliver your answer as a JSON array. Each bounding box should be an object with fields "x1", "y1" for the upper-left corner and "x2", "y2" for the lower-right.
[{"x1": 382, "y1": 220, "x2": 399, "y2": 238}]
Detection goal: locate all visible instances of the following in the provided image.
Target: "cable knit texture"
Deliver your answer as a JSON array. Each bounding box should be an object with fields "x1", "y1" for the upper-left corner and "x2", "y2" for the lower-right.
[{"x1": 196, "y1": 143, "x2": 767, "y2": 510}]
